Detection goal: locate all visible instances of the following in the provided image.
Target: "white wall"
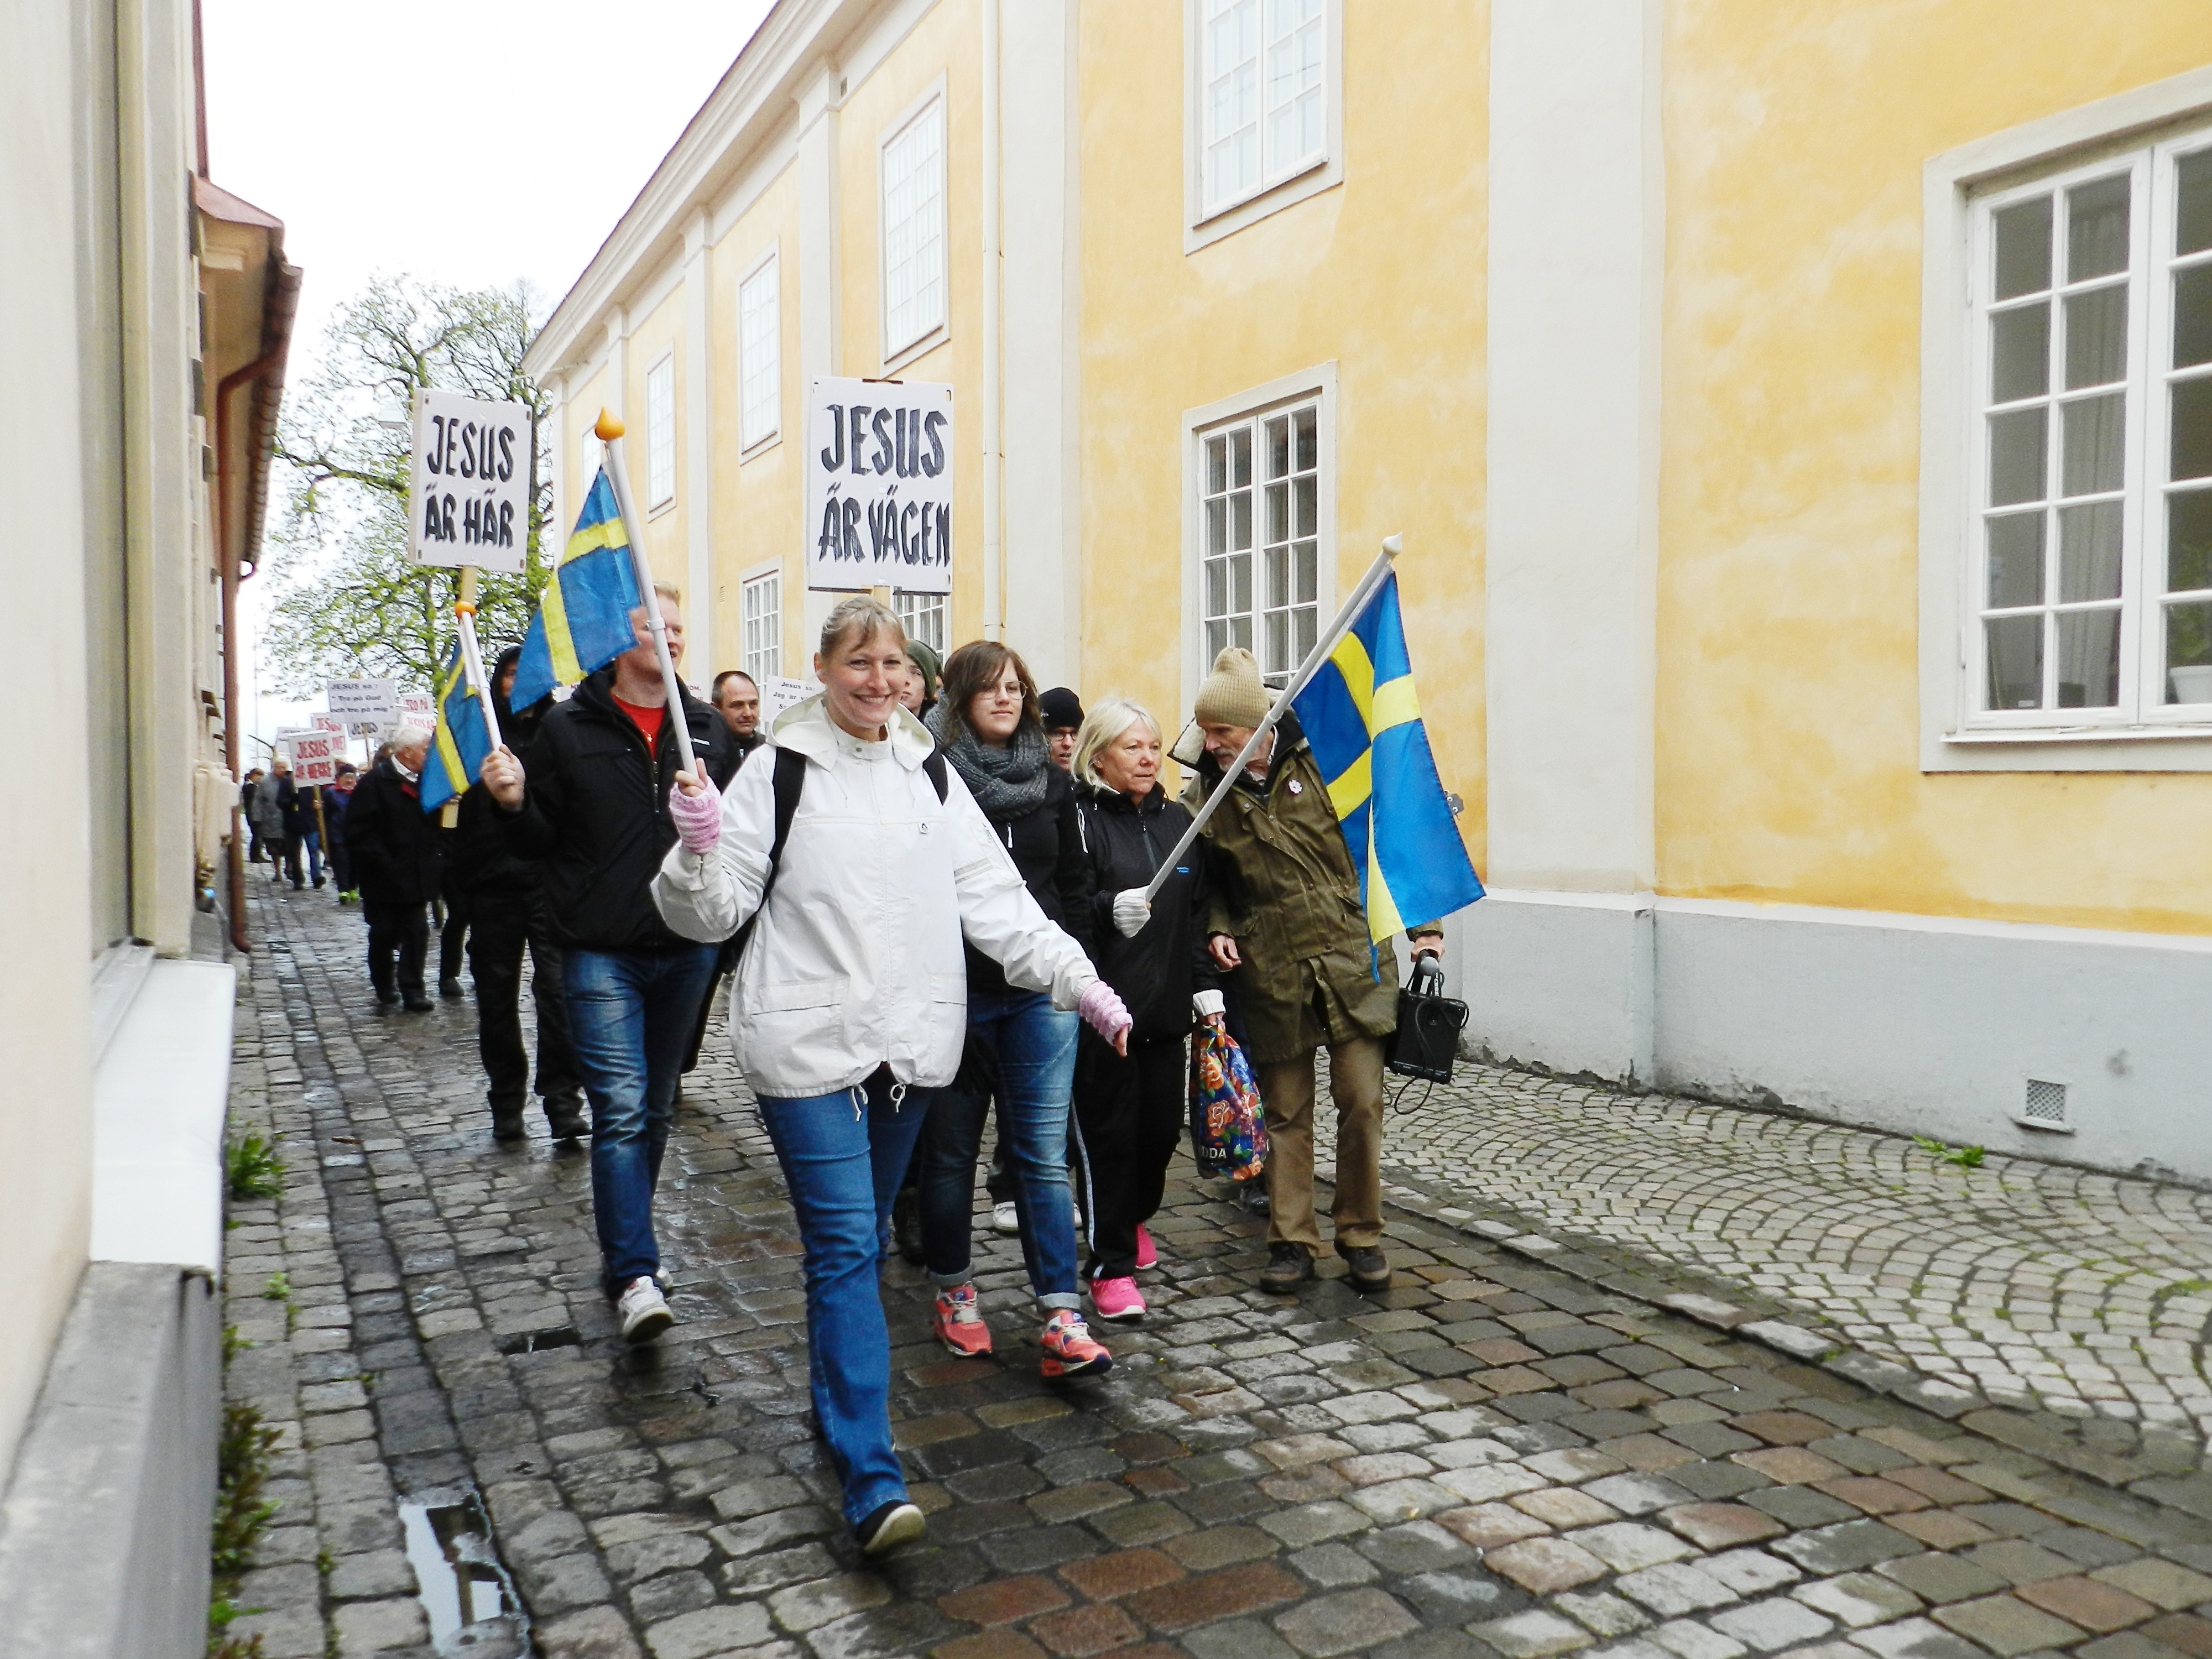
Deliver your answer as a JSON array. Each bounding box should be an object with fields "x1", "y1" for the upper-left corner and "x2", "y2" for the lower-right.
[{"x1": 0, "y1": 0, "x2": 98, "y2": 1476}]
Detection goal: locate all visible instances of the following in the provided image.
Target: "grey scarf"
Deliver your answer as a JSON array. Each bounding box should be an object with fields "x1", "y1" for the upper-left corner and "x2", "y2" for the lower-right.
[{"x1": 928, "y1": 706, "x2": 1052, "y2": 822}]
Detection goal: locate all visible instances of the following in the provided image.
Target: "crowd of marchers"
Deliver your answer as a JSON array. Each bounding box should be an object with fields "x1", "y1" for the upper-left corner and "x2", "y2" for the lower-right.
[{"x1": 325, "y1": 591, "x2": 1443, "y2": 1559}]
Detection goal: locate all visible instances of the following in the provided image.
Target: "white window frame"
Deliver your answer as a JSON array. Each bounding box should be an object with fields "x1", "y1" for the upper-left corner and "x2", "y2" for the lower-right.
[
  {"x1": 893, "y1": 588, "x2": 948, "y2": 655},
  {"x1": 740, "y1": 562, "x2": 783, "y2": 682},
  {"x1": 1181, "y1": 363, "x2": 1338, "y2": 712},
  {"x1": 738, "y1": 246, "x2": 781, "y2": 457},
  {"x1": 645, "y1": 351, "x2": 677, "y2": 512},
  {"x1": 1921, "y1": 66, "x2": 2212, "y2": 771},
  {"x1": 879, "y1": 83, "x2": 948, "y2": 369},
  {"x1": 1184, "y1": 0, "x2": 1344, "y2": 253}
]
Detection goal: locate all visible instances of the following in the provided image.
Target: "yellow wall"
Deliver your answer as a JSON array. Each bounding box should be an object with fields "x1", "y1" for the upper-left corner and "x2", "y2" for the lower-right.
[
  {"x1": 1657, "y1": 0, "x2": 2212, "y2": 936},
  {"x1": 627, "y1": 284, "x2": 688, "y2": 599},
  {"x1": 1075, "y1": 0, "x2": 1490, "y2": 855}
]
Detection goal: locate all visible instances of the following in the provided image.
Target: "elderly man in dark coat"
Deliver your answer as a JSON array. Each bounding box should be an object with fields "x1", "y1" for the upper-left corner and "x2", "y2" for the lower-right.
[{"x1": 341, "y1": 726, "x2": 444, "y2": 1012}]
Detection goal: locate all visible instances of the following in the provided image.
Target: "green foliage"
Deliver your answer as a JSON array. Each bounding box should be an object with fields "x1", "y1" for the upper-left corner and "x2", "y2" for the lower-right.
[
  {"x1": 1913, "y1": 1135, "x2": 1986, "y2": 1168},
  {"x1": 261, "y1": 1272, "x2": 291, "y2": 1301},
  {"x1": 264, "y1": 275, "x2": 554, "y2": 698},
  {"x1": 210, "y1": 1402, "x2": 281, "y2": 1591},
  {"x1": 221, "y1": 1324, "x2": 255, "y2": 1365},
  {"x1": 226, "y1": 1134, "x2": 285, "y2": 1201}
]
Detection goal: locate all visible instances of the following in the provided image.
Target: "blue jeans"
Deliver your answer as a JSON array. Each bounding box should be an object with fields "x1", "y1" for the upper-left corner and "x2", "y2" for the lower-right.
[
  {"x1": 919, "y1": 988, "x2": 1081, "y2": 1311},
  {"x1": 564, "y1": 945, "x2": 721, "y2": 1291},
  {"x1": 757, "y1": 1070, "x2": 932, "y2": 1530}
]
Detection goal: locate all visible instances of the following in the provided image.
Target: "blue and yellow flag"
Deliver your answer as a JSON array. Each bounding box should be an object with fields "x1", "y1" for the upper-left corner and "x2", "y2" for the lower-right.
[
  {"x1": 509, "y1": 469, "x2": 643, "y2": 711},
  {"x1": 420, "y1": 640, "x2": 491, "y2": 814},
  {"x1": 1290, "y1": 572, "x2": 1484, "y2": 942}
]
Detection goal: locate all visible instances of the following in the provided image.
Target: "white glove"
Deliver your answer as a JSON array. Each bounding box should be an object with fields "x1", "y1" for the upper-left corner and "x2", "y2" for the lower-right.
[
  {"x1": 1112, "y1": 888, "x2": 1151, "y2": 938},
  {"x1": 1192, "y1": 989, "x2": 1225, "y2": 1020}
]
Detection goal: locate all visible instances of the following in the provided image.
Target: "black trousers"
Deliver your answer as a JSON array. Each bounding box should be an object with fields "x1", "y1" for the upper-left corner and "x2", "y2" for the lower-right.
[
  {"x1": 363, "y1": 900, "x2": 429, "y2": 998},
  {"x1": 467, "y1": 890, "x2": 578, "y2": 1106},
  {"x1": 1071, "y1": 1031, "x2": 1186, "y2": 1281},
  {"x1": 440, "y1": 887, "x2": 470, "y2": 983}
]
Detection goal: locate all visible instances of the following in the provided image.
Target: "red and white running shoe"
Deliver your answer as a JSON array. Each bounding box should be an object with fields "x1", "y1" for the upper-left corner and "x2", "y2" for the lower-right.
[
  {"x1": 932, "y1": 1283, "x2": 994, "y2": 1357},
  {"x1": 1039, "y1": 1310, "x2": 1113, "y2": 1381}
]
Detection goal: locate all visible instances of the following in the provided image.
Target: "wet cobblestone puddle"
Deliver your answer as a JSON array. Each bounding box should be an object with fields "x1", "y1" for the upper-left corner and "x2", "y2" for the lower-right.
[{"x1": 223, "y1": 886, "x2": 2212, "y2": 1659}]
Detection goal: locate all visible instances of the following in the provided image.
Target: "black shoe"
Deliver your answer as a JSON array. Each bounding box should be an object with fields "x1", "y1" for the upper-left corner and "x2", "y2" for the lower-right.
[
  {"x1": 892, "y1": 1187, "x2": 925, "y2": 1266},
  {"x1": 855, "y1": 1500, "x2": 926, "y2": 1557},
  {"x1": 490, "y1": 1100, "x2": 526, "y2": 1142},
  {"x1": 402, "y1": 994, "x2": 434, "y2": 1013},
  {"x1": 1339, "y1": 1243, "x2": 1392, "y2": 1294},
  {"x1": 439, "y1": 975, "x2": 464, "y2": 999},
  {"x1": 1260, "y1": 1241, "x2": 1313, "y2": 1294},
  {"x1": 312, "y1": 876, "x2": 326, "y2": 889},
  {"x1": 543, "y1": 1095, "x2": 589, "y2": 1139},
  {"x1": 1241, "y1": 1184, "x2": 1272, "y2": 1218},
  {"x1": 374, "y1": 988, "x2": 400, "y2": 1008}
]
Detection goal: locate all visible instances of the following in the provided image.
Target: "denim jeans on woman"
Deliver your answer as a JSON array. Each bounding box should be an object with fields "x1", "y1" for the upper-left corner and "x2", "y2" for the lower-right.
[
  {"x1": 564, "y1": 944, "x2": 720, "y2": 1292},
  {"x1": 919, "y1": 986, "x2": 1081, "y2": 1311},
  {"x1": 755, "y1": 1069, "x2": 932, "y2": 1529}
]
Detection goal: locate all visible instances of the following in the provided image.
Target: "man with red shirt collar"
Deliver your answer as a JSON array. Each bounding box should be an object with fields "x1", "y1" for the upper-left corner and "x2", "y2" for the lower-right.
[
  {"x1": 340, "y1": 727, "x2": 444, "y2": 1011},
  {"x1": 482, "y1": 585, "x2": 743, "y2": 1343}
]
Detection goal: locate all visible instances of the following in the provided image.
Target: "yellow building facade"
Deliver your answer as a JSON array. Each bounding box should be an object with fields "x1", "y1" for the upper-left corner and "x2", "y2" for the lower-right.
[{"x1": 526, "y1": 0, "x2": 2212, "y2": 1181}]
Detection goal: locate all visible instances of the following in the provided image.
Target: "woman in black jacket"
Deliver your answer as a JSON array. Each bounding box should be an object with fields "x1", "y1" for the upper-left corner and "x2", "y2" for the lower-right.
[
  {"x1": 917, "y1": 643, "x2": 1110, "y2": 1379},
  {"x1": 1070, "y1": 698, "x2": 1220, "y2": 1322}
]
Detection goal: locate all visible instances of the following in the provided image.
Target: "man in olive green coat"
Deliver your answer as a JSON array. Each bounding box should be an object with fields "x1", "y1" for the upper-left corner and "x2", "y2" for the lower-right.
[{"x1": 1176, "y1": 648, "x2": 1443, "y2": 1293}]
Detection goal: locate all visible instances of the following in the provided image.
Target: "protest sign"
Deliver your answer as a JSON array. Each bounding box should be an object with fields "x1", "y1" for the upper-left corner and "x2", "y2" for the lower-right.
[
  {"x1": 401, "y1": 692, "x2": 435, "y2": 729},
  {"x1": 410, "y1": 389, "x2": 530, "y2": 573},
  {"x1": 309, "y1": 711, "x2": 346, "y2": 735},
  {"x1": 327, "y1": 678, "x2": 398, "y2": 730},
  {"x1": 804, "y1": 378, "x2": 952, "y2": 594},
  {"x1": 289, "y1": 731, "x2": 339, "y2": 787},
  {"x1": 761, "y1": 675, "x2": 816, "y2": 724}
]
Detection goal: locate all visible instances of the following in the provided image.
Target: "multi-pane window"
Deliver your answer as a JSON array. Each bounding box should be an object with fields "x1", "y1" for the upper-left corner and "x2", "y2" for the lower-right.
[
  {"x1": 894, "y1": 588, "x2": 947, "y2": 655},
  {"x1": 741, "y1": 569, "x2": 781, "y2": 681},
  {"x1": 1201, "y1": 401, "x2": 1320, "y2": 687},
  {"x1": 645, "y1": 354, "x2": 676, "y2": 508},
  {"x1": 739, "y1": 254, "x2": 780, "y2": 451},
  {"x1": 1202, "y1": 0, "x2": 1325, "y2": 216},
  {"x1": 1969, "y1": 133, "x2": 2212, "y2": 724},
  {"x1": 881, "y1": 99, "x2": 946, "y2": 356}
]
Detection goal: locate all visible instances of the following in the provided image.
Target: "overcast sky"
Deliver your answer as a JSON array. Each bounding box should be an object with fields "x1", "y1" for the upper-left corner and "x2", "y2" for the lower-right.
[{"x1": 202, "y1": 0, "x2": 776, "y2": 749}]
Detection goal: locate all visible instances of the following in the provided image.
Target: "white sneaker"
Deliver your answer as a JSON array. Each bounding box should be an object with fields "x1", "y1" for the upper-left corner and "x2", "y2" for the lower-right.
[
  {"x1": 992, "y1": 1201, "x2": 1020, "y2": 1235},
  {"x1": 617, "y1": 1276, "x2": 674, "y2": 1344}
]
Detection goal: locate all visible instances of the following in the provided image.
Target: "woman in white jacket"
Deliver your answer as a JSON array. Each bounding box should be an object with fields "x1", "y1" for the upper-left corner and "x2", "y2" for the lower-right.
[{"x1": 653, "y1": 597, "x2": 1131, "y2": 1556}]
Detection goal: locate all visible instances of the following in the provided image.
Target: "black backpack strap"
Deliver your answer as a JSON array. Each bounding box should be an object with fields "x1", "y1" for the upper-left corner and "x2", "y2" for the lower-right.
[
  {"x1": 922, "y1": 745, "x2": 950, "y2": 804},
  {"x1": 761, "y1": 745, "x2": 807, "y2": 899}
]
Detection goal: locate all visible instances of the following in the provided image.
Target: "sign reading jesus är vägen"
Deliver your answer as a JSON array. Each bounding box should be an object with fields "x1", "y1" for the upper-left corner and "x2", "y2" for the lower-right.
[{"x1": 803, "y1": 377, "x2": 952, "y2": 594}]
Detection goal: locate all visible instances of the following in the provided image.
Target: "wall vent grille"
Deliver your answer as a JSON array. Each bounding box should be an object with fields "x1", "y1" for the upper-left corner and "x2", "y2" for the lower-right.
[{"x1": 2021, "y1": 1078, "x2": 2070, "y2": 1130}]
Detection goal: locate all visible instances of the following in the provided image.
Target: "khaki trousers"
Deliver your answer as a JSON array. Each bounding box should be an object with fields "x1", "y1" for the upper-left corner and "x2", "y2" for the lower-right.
[{"x1": 1255, "y1": 1035, "x2": 1386, "y2": 1253}]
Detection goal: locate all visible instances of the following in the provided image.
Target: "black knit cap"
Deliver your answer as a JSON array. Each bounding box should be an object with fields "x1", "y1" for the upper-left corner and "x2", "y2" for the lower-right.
[{"x1": 1038, "y1": 686, "x2": 1084, "y2": 732}]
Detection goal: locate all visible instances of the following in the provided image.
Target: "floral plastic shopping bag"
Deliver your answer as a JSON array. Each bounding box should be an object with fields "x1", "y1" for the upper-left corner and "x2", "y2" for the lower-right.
[{"x1": 1188, "y1": 1021, "x2": 1268, "y2": 1183}]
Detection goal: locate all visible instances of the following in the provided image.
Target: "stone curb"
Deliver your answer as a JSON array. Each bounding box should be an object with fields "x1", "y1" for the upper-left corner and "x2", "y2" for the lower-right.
[{"x1": 1365, "y1": 1176, "x2": 2211, "y2": 1520}]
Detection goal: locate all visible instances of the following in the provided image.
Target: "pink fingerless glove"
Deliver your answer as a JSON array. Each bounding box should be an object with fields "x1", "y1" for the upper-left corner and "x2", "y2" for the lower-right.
[
  {"x1": 667, "y1": 775, "x2": 722, "y2": 854},
  {"x1": 1077, "y1": 979, "x2": 1133, "y2": 1045}
]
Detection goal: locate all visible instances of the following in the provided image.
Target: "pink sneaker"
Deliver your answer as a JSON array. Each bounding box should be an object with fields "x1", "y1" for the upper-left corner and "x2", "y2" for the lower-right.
[
  {"x1": 1091, "y1": 1275, "x2": 1146, "y2": 1322},
  {"x1": 1135, "y1": 1225, "x2": 1157, "y2": 1271}
]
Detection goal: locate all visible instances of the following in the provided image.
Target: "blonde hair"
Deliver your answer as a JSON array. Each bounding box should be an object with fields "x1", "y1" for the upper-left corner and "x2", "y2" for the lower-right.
[
  {"x1": 818, "y1": 594, "x2": 905, "y2": 658},
  {"x1": 1072, "y1": 697, "x2": 1161, "y2": 787}
]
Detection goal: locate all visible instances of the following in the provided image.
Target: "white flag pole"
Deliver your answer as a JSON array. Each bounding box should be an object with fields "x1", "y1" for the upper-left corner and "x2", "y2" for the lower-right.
[
  {"x1": 452, "y1": 567, "x2": 504, "y2": 752},
  {"x1": 594, "y1": 409, "x2": 698, "y2": 778},
  {"x1": 1145, "y1": 534, "x2": 1402, "y2": 902}
]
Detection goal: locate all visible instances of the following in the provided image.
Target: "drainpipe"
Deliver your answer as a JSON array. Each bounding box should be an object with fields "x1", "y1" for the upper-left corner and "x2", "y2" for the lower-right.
[
  {"x1": 217, "y1": 351, "x2": 277, "y2": 953},
  {"x1": 981, "y1": 0, "x2": 1003, "y2": 640}
]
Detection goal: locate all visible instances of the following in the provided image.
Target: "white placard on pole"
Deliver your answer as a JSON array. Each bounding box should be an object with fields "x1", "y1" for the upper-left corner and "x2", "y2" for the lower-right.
[
  {"x1": 399, "y1": 692, "x2": 435, "y2": 730},
  {"x1": 309, "y1": 711, "x2": 346, "y2": 735},
  {"x1": 327, "y1": 678, "x2": 398, "y2": 730},
  {"x1": 410, "y1": 389, "x2": 530, "y2": 573},
  {"x1": 804, "y1": 377, "x2": 953, "y2": 594},
  {"x1": 289, "y1": 731, "x2": 340, "y2": 787}
]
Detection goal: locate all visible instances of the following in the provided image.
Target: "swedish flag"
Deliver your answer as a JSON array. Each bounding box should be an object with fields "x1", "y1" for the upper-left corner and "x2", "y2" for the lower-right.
[
  {"x1": 420, "y1": 640, "x2": 491, "y2": 814},
  {"x1": 1290, "y1": 572, "x2": 1484, "y2": 942},
  {"x1": 509, "y1": 469, "x2": 643, "y2": 711}
]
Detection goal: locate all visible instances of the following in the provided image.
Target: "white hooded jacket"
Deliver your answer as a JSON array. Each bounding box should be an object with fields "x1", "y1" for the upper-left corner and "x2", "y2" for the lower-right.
[{"x1": 651, "y1": 696, "x2": 1100, "y2": 1098}]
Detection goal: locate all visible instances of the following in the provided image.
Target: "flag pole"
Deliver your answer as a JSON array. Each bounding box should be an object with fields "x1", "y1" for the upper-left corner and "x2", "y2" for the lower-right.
[
  {"x1": 453, "y1": 567, "x2": 505, "y2": 752},
  {"x1": 595, "y1": 409, "x2": 698, "y2": 778},
  {"x1": 1145, "y1": 534, "x2": 1402, "y2": 901}
]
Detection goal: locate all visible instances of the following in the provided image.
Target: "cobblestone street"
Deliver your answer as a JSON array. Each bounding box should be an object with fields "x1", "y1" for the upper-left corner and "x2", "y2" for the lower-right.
[{"x1": 221, "y1": 886, "x2": 2212, "y2": 1659}]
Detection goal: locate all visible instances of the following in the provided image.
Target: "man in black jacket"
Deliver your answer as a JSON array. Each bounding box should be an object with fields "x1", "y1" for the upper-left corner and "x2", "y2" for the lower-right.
[
  {"x1": 480, "y1": 586, "x2": 742, "y2": 1343},
  {"x1": 456, "y1": 646, "x2": 585, "y2": 1144},
  {"x1": 341, "y1": 727, "x2": 442, "y2": 1011}
]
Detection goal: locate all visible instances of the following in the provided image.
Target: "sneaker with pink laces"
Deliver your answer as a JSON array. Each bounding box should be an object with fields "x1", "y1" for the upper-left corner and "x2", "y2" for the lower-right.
[
  {"x1": 932, "y1": 1284, "x2": 993, "y2": 1357},
  {"x1": 1135, "y1": 1225, "x2": 1158, "y2": 1271},
  {"x1": 1091, "y1": 1275, "x2": 1146, "y2": 1322},
  {"x1": 1039, "y1": 1310, "x2": 1113, "y2": 1380}
]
